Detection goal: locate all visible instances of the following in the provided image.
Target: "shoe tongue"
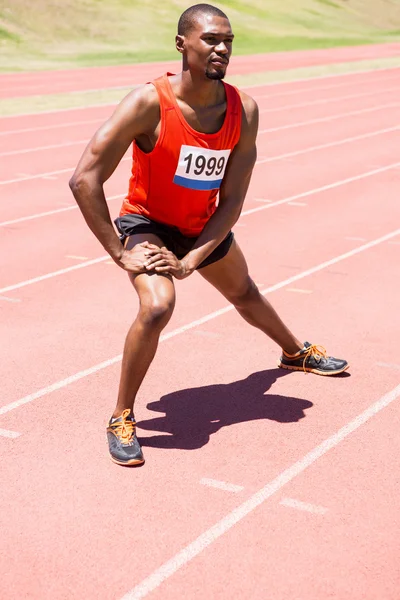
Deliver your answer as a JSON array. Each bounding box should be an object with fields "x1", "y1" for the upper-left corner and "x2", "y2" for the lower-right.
[{"x1": 111, "y1": 411, "x2": 135, "y2": 424}]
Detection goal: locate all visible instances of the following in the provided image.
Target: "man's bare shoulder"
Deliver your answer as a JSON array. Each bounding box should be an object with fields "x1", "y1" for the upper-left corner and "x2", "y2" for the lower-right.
[
  {"x1": 238, "y1": 89, "x2": 259, "y2": 121},
  {"x1": 109, "y1": 83, "x2": 160, "y2": 135},
  {"x1": 119, "y1": 83, "x2": 159, "y2": 115}
]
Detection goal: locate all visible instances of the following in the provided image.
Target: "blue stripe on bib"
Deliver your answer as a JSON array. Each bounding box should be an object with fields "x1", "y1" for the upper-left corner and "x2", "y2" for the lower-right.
[{"x1": 173, "y1": 175, "x2": 223, "y2": 191}]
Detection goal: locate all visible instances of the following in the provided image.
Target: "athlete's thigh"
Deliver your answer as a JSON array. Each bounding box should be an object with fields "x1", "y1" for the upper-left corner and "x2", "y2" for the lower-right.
[
  {"x1": 125, "y1": 233, "x2": 175, "y2": 303},
  {"x1": 198, "y1": 238, "x2": 252, "y2": 299}
]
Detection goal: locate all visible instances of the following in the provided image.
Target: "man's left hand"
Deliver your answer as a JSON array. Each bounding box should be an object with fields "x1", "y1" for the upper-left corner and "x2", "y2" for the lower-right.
[{"x1": 143, "y1": 247, "x2": 193, "y2": 279}]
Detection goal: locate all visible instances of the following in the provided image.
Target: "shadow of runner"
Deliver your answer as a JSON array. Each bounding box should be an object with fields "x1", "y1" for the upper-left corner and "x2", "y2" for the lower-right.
[{"x1": 137, "y1": 368, "x2": 313, "y2": 450}]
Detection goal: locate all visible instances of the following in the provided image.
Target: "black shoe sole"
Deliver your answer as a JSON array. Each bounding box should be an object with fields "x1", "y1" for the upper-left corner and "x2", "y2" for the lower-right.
[{"x1": 278, "y1": 361, "x2": 349, "y2": 376}]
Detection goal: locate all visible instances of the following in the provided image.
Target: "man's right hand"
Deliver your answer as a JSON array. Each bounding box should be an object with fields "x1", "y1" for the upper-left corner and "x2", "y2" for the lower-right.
[{"x1": 115, "y1": 241, "x2": 160, "y2": 273}]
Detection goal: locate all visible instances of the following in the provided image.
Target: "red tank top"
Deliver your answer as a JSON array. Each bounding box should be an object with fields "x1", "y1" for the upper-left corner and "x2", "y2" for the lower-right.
[{"x1": 120, "y1": 73, "x2": 242, "y2": 236}]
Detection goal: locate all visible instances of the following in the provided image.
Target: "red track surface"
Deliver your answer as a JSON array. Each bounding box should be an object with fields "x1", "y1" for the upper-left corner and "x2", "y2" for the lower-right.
[
  {"x1": 1, "y1": 43, "x2": 400, "y2": 98},
  {"x1": 0, "y1": 47, "x2": 400, "y2": 600}
]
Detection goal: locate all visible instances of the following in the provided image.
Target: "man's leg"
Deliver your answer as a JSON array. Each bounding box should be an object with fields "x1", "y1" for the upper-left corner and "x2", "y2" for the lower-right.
[
  {"x1": 108, "y1": 233, "x2": 175, "y2": 465},
  {"x1": 199, "y1": 239, "x2": 348, "y2": 375},
  {"x1": 199, "y1": 239, "x2": 302, "y2": 354}
]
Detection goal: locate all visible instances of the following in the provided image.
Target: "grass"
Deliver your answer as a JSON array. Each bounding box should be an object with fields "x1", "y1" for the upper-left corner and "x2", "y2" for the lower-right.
[{"x1": 0, "y1": 0, "x2": 399, "y2": 71}]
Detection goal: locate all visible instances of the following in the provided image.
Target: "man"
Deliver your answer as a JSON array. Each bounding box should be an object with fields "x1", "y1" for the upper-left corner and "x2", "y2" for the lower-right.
[{"x1": 69, "y1": 3, "x2": 348, "y2": 467}]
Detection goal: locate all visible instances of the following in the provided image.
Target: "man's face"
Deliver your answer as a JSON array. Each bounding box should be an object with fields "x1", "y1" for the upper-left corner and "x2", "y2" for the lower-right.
[{"x1": 179, "y1": 14, "x2": 234, "y2": 80}]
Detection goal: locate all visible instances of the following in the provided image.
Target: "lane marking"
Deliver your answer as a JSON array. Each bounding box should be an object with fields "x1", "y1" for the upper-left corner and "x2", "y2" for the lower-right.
[
  {"x1": 119, "y1": 382, "x2": 400, "y2": 600},
  {"x1": 256, "y1": 125, "x2": 400, "y2": 165},
  {"x1": 0, "y1": 101, "x2": 400, "y2": 148},
  {"x1": 0, "y1": 256, "x2": 109, "y2": 295},
  {"x1": 279, "y1": 498, "x2": 328, "y2": 514},
  {"x1": 66, "y1": 255, "x2": 89, "y2": 261},
  {"x1": 0, "y1": 428, "x2": 21, "y2": 439},
  {"x1": 0, "y1": 118, "x2": 105, "y2": 137},
  {"x1": 1, "y1": 105, "x2": 398, "y2": 186},
  {"x1": 253, "y1": 72, "x2": 400, "y2": 100},
  {"x1": 259, "y1": 102, "x2": 400, "y2": 134},
  {"x1": 0, "y1": 295, "x2": 21, "y2": 303},
  {"x1": 241, "y1": 161, "x2": 400, "y2": 218},
  {"x1": 0, "y1": 156, "x2": 130, "y2": 186},
  {"x1": 1, "y1": 162, "x2": 399, "y2": 294},
  {"x1": 1, "y1": 227, "x2": 399, "y2": 419},
  {"x1": 0, "y1": 193, "x2": 124, "y2": 228},
  {"x1": 0, "y1": 139, "x2": 89, "y2": 158},
  {"x1": 286, "y1": 288, "x2": 313, "y2": 294},
  {"x1": 200, "y1": 478, "x2": 244, "y2": 493},
  {"x1": 1, "y1": 64, "x2": 399, "y2": 119},
  {"x1": 376, "y1": 362, "x2": 400, "y2": 371},
  {"x1": 259, "y1": 85, "x2": 400, "y2": 114}
]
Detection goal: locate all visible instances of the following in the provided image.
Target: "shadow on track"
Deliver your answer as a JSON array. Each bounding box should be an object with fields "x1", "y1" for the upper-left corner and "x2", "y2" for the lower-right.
[{"x1": 137, "y1": 368, "x2": 313, "y2": 450}]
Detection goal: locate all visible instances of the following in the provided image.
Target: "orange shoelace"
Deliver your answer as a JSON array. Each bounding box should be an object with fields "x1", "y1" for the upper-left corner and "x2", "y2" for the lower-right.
[
  {"x1": 302, "y1": 344, "x2": 327, "y2": 372},
  {"x1": 110, "y1": 408, "x2": 135, "y2": 445}
]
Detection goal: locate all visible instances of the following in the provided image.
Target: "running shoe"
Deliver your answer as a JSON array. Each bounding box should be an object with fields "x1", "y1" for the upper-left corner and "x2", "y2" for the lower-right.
[
  {"x1": 278, "y1": 341, "x2": 349, "y2": 376},
  {"x1": 107, "y1": 408, "x2": 144, "y2": 466}
]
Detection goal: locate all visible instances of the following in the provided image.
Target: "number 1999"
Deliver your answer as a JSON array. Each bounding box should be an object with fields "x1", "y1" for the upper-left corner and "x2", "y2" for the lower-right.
[{"x1": 183, "y1": 153, "x2": 225, "y2": 177}]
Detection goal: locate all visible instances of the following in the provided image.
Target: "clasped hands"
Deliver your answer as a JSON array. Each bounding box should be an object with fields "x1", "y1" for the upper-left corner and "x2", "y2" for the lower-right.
[{"x1": 118, "y1": 241, "x2": 192, "y2": 279}]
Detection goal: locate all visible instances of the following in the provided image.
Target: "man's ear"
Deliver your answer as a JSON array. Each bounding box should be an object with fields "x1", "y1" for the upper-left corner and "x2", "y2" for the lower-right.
[{"x1": 175, "y1": 34, "x2": 185, "y2": 54}]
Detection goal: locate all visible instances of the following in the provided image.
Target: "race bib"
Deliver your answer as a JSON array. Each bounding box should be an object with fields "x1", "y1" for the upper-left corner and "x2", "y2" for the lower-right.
[{"x1": 173, "y1": 145, "x2": 231, "y2": 191}]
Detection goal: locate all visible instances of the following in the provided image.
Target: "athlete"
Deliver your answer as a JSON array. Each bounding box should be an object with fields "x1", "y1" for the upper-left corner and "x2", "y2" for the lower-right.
[{"x1": 69, "y1": 3, "x2": 349, "y2": 467}]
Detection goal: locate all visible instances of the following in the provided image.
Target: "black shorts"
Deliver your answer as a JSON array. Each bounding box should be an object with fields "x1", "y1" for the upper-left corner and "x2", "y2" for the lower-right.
[{"x1": 114, "y1": 214, "x2": 234, "y2": 269}]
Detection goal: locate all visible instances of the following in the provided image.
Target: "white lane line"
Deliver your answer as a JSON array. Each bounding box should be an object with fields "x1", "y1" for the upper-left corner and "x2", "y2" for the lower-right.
[
  {"x1": 1, "y1": 65, "x2": 399, "y2": 120},
  {"x1": 0, "y1": 256, "x2": 109, "y2": 295},
  {"x1": 0, "y1": 139, "x2": 89, "y2": 157},
  {"x1": 1, "y1": 104, "x2": 397, "y2": 186},
  {"x1": 1, "y1": 227, "x2": 399, "y2": 419},
  {"x1": 259, "y1": 102, "x2": 400, "y2": 134},
  {"x1": 0, "y1": 428, "x2": 21, "y2": 439},
  {"x1": 253, "y1": 72, "x2": 400, "y2": 100},
  {"x1": 256, "y1": 126, "x2": 400, "y2": 165},
  {"x1": 0, "y1": 156, "x2": 130, "y2": 186},
  {"x1": 0, "y1": 96, "x2": 400, "y2": 144},
  {"x1": 0, "y1": 118, "x2": 105, "y2": 137},
  {"x1": 241, "y1": 161, "x2": 400, "y2": 218},
  {"x1": 66, "y1": 255, "x2": 89, "y2": 261},
  {"x1": 259, "y1": 85, "x2": 400, "y2": 114},
  {"x1": 200, "y1": 478, "x2": 244, "y2": 493},
  {"x1": 243, "y1": 162, "x2": 400, "y2": 216},
  {"x1": 0, "y1": 193, "x2": 124, "y2": 228},
  {"x1": 376, "y1": 362, "x2": 400, "y2": 371},
  {"x1": 280, "y1": 498, "x2": 328, "y2": 514},
  {"x1": 0, "y1": 295, "x2": 21, "y2": 302},
  {"x1": 119, "y1": 382, "x2": 400, "y2": 600},
  {"x1": 286, "y1": 288, "x2": 313, "y2": 294},
  {"x1": 345, "y1": 237, "x2": 367, "y2": 242},
  {"x1": 1, "y1": 162, "x2": 399, "y2": 294}
]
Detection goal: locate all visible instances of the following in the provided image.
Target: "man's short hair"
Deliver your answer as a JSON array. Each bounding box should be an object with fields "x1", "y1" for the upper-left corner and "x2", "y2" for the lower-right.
[{"x1": 178, "y1": 4, "x2": 228, "y2": 36}]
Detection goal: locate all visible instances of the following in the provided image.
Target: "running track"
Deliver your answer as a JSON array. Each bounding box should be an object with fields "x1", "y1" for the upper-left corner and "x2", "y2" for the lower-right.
[{"x1": 0, "y1": 48, "x2": 400, "y2": 600}]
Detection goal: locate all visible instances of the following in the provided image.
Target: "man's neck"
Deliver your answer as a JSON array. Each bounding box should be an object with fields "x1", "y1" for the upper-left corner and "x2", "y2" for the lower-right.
[{"x1": 172, "y1": 70, "x2": 224, "y2": 107}]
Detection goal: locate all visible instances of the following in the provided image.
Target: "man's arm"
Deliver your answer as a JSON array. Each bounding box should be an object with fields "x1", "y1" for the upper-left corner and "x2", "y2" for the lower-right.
[
  {"x1": 144, "y1": 92, "x2": 258, "y2": 277},
  {"x1": 69, "y1": 84, "x2": 159, "y2": 270}
]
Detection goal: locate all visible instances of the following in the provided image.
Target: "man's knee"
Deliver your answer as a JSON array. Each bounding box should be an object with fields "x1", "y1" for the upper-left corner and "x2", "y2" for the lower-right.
[
  {"x1": 138, "y1": 296, "x2": 175, "y2": 329},
  {"x1": 226, "y1": 277, "x2": 259, "y2": 308}
]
